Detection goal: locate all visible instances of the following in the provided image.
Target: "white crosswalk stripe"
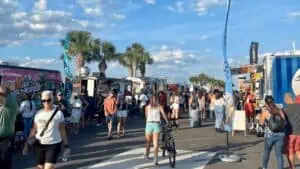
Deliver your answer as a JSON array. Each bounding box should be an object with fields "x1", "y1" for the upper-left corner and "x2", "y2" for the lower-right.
[{"x1": 82, "y1": 148, "x2": 216, "y2": 169}]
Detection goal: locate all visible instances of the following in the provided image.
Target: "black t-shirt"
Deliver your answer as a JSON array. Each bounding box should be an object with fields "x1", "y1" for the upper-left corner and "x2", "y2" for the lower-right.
[
  {"x1": 15, "y1": 114, "x2": 24, "y2": 132},
  {"x1": 57, "y1": 100, "x2": 69, "y2": 117},
  {"x1": 283, "y1": 104, "x2": 300, "y2": 135}
]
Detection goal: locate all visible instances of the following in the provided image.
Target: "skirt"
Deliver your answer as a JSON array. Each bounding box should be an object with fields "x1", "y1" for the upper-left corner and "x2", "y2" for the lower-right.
[
  {"x1": 71, "y1": 108, "x2": 81, "y2": 123},
  {"x1": 117, "y1": 110, "x2": 128, "y2": 118}
]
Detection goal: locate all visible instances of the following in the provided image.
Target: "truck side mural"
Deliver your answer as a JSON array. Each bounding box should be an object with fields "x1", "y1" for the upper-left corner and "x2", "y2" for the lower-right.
[{"x1": 0, "y1": 65, "x2": 63, "y2": 95}]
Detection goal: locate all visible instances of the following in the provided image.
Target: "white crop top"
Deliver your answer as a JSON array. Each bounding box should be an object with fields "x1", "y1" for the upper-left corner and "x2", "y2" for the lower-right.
[{"x1": 147, "y1": 107, "x2": 161, "y2": 122}]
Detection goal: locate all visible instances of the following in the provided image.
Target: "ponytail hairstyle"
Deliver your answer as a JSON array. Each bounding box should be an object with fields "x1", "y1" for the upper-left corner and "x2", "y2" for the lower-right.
[{"x1": 150, "y1": 95, "x2": 159, "y2": 108}]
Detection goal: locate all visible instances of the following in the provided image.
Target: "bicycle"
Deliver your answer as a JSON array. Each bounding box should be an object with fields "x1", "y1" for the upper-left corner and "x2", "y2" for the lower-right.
[{"x1": 161, "y1": 122, "x2": 176, "y2": 168}]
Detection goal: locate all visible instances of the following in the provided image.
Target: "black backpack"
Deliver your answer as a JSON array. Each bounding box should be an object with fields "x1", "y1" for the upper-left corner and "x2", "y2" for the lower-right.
[
  {"x1": 191, "y1": 97, "x2": 199, "y2": 110},
  {"x1": 268, "y1": 110, "x2": 285, "y2": 133}
]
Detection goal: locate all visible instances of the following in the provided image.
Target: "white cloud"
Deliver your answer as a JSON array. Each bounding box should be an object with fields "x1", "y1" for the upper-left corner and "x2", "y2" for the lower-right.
[
  {"x1": 76, "y1": 0, "x2": 104, "y2": 16},
  {"x1": 84, "y1": 7, "x2": 103, "y2": 16},
  {"x1": 145, "y1": 0, "x2": 155, "y2": 5},
  {"x1": 193, "y1": 0, "x2": 225, "y2": 16},
  {"x1": 7, "y1": 56, "x2": 61, "y2": 70},
  {"x1": 200, "y1": 34, "x2": 209, "y2": 40},
  {"x1": 108, "y1": 62, "x2": 118, "y2": 68},
  {"x1": 41, "y1": 41, "x2": 60, "y2": 46},
  {"x1": 34, "y1": 0, "x2": 47, "y2": 11},
  {"x1": 188, "y1": 53, "x2": 195, "y2": 58},
  {"x1": 161, "y1": 45, "x2": 168, "y2": 50},
  {"x1": 176, "y1": 1, "x2": 184, "y2": 13},
  {"x1": 167, "y1": 6, "x2": 176, "y2": 11},
  {"x1": 0, "y1": 0, "x2": 105, "y2": 46},
  {"x1": 112, "y1": 13, "x2": 126, "y2": 20},
  {"x1": 12, "y1": 12, "x2": 27, "y2": 20},
  {"x1": 204, "y1": 48, "x2": 212, "y2": 53},
  {"x1": 152, "y1": 45, "x2": 199, "y2": 65},
  {"x1": 167, "y1": 1, "x2": 185, "y2": 13},
  {"x1": 287, "y1": 11, "x2": 300, "y2": 18}
]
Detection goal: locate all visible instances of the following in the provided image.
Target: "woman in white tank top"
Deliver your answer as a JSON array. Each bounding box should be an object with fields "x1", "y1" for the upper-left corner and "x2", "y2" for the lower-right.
[
  {"x1": 170, "y1": 92, "x2": 180, "y2": 127},
  {"x1": 145, "y1": 95, "x2": 169, "y2": 166}
]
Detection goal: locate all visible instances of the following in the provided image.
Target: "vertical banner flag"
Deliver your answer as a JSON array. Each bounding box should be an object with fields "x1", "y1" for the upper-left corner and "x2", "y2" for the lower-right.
[
  {"x1": 223, "y1": 0, "x2": 235, "y2": 131},
  {"x1": 63, "y1": 34, "x2": 73, "y2": 80},
  {"x1": 250, "y1": 42, "x2": 259, "y2": 64},
  {"x1": 63, "y1": 34, "x2": 73, "y2": 106}
]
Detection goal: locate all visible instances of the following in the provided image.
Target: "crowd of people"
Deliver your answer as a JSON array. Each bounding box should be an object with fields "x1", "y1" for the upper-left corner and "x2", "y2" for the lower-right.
[
  {"x1": 0, "y1": 85, "x2": 226, "y2": 168},
  {"x1": 0, "y1": 83, "x2": 299, "y2": 169}
]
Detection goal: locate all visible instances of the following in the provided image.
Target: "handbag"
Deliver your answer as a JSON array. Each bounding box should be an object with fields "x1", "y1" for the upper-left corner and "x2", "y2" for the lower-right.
[
  {"x1": 28, "y1": 108, "x2": 59, "y2": 145},
  {"x1": 256, "y1": 125, "x2": 265, "y2": 137}
]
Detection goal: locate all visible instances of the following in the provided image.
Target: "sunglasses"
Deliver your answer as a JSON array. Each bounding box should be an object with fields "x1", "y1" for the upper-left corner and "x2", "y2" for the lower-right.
[{"x1": 42, "y1": 99, "x2": 52, "y2": 103}]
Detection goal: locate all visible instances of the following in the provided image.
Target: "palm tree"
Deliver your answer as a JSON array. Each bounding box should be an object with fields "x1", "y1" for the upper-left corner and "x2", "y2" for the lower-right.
[
  {"x1": 139, "y1": 51, "x2": 153, "y2": 78},
  {"x1": 189, "y1": 76, "x2": 197, "y2": 85},
  {"x1": 99, "y1": 41, "x2": 117, "y2": 76},
  {"x1": 119, "y1": 43, "x2": 152, "y2": 77},
  {"x1": 198, "y1": 73, "x2": 209, "y2": 87},
  {"x1": 60, "y1": 31, "x2": 94, "y2": 74},
  {"x1": 119, "y1": 47, "x2": 135, "y2": 77}
]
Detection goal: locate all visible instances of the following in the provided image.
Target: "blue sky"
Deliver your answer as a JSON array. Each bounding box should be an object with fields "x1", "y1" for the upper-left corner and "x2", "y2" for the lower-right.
[{"x1": 0, "y1": 0, "x2": 300, "y2": 83}]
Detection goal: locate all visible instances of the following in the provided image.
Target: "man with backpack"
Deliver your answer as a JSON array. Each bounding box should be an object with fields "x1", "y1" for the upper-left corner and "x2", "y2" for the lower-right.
[
  {"x1": 189, "y1": 91, "x2": 201, "y2": 128},
  {"x1": 0, "y1": 86, "x2": 18, "y2": 169},
  {"x1": 259, "y1": 96, "x2": 286, "y2": 169}
]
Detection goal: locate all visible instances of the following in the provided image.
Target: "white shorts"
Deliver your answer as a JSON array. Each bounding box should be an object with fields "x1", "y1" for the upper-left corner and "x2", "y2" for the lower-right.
[
  {"x1": 171, "y1": 104, "x2": 180, "y2": 110},
  {"x1": 117, "y1": 110, "x2": 128, "y2": 118},
  {"x1": 71, "y1": 109, "x2": 81, "y2": 123}
]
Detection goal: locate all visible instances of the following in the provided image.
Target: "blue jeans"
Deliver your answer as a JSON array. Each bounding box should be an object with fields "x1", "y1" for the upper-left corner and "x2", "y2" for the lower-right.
[
  {"x1": 214, "y1": 106, "x2": 224, "y2": 129},
  {"x1": 23, "y1": 117, "x2": 33, "y2": 139},
  {"x1": 262, "y1": 135, "x2": 284, "y2": 169}
]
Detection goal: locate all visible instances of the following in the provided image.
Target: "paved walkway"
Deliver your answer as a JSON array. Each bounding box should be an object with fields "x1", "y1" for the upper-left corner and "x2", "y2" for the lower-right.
[
  {"x1": 84, "y1": 148, "x2": 215, "y2": 169},
  {"x1": 13, "y1": 117, "x2": 300, "y2": 169}
]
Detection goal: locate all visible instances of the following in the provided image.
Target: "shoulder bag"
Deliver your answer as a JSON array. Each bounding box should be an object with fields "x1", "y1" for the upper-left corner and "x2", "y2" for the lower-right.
[{"x1": 28, "y1": 108, "x2": 59, "y2": 145}]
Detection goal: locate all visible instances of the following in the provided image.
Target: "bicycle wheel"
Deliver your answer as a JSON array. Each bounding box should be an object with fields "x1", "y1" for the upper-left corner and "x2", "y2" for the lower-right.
[{"x1": 168, "y1": 140, "x2": 176, "y2": 168}]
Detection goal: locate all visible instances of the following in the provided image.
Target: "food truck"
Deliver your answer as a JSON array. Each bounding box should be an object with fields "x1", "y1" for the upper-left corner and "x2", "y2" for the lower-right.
[
  {"x1": 0, "y1": 63, "x2": 63, "y2": 105},
  {"x1": 263, "y1": 55, "x2": 300, "y2": 105}
]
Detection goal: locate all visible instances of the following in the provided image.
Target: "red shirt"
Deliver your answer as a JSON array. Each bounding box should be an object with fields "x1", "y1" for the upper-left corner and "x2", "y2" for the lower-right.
[
  {"x1": 159, "y1": 94, "x2": 167, "y2": 106},
  {"x1": 244, "y1": 94, "x2": 255, "y2": 116},
  {"x1": 296, "y1": 96, "x2": 300, "y2": 104}
]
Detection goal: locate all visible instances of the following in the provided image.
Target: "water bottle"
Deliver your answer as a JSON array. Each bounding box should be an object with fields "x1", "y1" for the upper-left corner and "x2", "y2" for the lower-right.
[{"x1": 62, "y1": 148, "x2": 71, "y2": 162}]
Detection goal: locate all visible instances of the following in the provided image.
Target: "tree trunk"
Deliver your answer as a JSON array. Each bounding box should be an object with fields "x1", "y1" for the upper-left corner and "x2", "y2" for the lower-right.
[
  {"x1": 128, "y1": 67, "x2": 133, "y2": 77},
  {"x1": 76, "y1": 53, "x2": 85, "y2": 74},
  {"x1": 140, "y1": 63, "x2": 146, "y2": 78},
  {"x1": 132, "y1": 63, "x2": 137, "y2": 77},
  {"x1": 98, "y1": 59, "x2": 107, "y2": 77}
]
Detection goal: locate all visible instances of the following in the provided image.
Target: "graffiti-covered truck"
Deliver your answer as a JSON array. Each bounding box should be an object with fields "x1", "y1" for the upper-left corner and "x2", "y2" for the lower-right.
[{"x1": 0, "y1": 64, "x2": 63, "y2": 106}]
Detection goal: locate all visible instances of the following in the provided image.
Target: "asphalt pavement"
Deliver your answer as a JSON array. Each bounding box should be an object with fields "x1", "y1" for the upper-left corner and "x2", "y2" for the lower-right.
[{"x1": 12, "y1": 116, "x2": 300, "y2": 169}]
